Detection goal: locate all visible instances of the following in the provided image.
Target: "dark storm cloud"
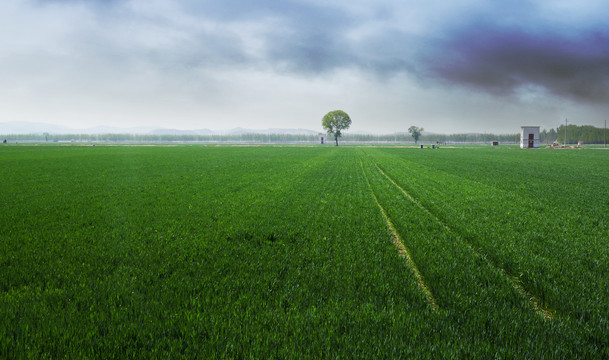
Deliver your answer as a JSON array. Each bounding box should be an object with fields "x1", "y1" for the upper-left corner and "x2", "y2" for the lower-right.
[
  {"x1": 181, "y1": 0, "x2": 609, "y2": 106},
  {"x1": 188, "y1": 0, "x2": 609, "y2": 104},
  {"x1": 421, "y1": 22, "x2": 609, "y2": 103}
]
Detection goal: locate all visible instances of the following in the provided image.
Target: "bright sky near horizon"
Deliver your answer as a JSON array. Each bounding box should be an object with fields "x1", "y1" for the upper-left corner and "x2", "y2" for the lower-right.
[{"x1": 2, "y1": 0, "x2": 609, "y2": 133}]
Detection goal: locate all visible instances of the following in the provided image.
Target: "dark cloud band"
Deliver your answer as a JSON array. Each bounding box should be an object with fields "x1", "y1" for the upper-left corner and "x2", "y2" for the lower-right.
[{"x1": 420, "y1": 22, "x2": 609, "y2": 103}]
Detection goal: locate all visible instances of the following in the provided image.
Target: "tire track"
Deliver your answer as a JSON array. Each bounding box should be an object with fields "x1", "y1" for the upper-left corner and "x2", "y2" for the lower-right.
[
  {"x1": 360, "y1": 160, "x2": 439, "y2": 313},
  {"x1": 374, "y1": 163, "x2": 553, "y2": 320}
]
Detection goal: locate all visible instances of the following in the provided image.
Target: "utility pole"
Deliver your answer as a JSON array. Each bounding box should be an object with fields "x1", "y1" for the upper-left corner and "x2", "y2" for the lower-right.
[
  {"x1": 564, "y1": 118, "x2": 568, "y2": 147},
  {"x1": 605, "y1": 120, "x2": 606, "y2": 148}
]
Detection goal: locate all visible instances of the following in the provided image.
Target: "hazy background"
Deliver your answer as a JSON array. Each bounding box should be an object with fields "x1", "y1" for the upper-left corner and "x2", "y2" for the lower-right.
[{"x1": 2, "y1": 0, "x2": 608, "y2": 134}]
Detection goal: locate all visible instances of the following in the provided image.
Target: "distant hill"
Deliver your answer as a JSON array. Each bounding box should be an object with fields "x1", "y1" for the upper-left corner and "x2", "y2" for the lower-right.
[
  {"x1": 0, "y1": 122, "x2": 76, "y2": 135},
  {"x1": 0, "y1": 122, "x2": 320, "y2": 136},
  {"x1": 0, "y1": 122, "x2": 156, "y2": 135}
]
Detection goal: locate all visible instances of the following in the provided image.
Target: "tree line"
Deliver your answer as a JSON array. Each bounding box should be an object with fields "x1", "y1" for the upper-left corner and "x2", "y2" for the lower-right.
[
  {"x1": 2, "y1": 124, "x2": 606, "y2": 144},
  {"x1": 1, "y1": 132, "x2": 521, "y2": 144},
  {"x1": 553, "y1": 124, "x2": 608, "y2": 144},
  {"x1": 1, "y1": 133, "x2": 321, "y2": 143},
  {"x1": 343, "y1": 132, "x2": 521, "y2": 144}
]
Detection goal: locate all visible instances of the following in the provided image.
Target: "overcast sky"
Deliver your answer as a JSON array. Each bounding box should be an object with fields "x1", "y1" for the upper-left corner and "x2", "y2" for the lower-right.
[{"x1": 2, "y1": 0, "x2": 609, "y2": 133}]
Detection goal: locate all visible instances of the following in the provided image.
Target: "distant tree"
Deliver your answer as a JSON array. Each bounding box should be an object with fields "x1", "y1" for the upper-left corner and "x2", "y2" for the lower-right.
[
  {"x1": 541, "y1": 129, "x2": 548, "y2": 144},
  {"x1": 548, "y1": 128, "x2": 557, "y2": 143},
  {"x1": 408, "y1": 126, "x2": 424, "y2": 144},
  {"x1": 322, "y1": 110, "x2": 352, "y2": 146}
]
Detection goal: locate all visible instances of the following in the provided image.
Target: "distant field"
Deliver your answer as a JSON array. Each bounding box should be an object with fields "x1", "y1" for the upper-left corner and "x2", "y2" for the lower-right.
[{"x1": 1, "y1": 145, "x2": 608, "y2": 358}]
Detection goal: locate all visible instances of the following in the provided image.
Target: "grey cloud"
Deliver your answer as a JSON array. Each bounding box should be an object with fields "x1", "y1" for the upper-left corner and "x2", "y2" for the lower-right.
[
  {"x1": 9, "y1": 0, "x2": 609, "y2": 133},
  {"x1": 23, "y1": 0, "x2": 609, "y2": 98},
  {"x1": 214, "y1": 1, "x2": 609, "y2": 105}
]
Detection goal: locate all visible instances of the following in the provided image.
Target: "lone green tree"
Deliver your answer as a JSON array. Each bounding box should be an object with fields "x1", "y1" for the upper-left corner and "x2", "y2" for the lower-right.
[
  {"x1": 408, "y1": 125, "x2": 423, "y2": 144},
  {"x1": 322, "y1": 110, "x2": 351, "y2": 146}
]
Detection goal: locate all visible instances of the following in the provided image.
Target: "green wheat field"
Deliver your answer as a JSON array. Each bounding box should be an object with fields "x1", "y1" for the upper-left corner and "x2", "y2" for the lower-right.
[{"x1": 1, "y1": 144, "x2": 608, "y2": 358}]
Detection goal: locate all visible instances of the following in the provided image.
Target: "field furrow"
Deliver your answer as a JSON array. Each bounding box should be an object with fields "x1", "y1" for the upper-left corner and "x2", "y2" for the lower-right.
[
  {"x1": 374, "y1": 162, "x2": 553, "y2": 320},
  {"x1": 368, "y1": 147, "x2": 609, "y2": 353},
  {"x1": 360, "y1": 160, "x2": 439, "y2": 312}
]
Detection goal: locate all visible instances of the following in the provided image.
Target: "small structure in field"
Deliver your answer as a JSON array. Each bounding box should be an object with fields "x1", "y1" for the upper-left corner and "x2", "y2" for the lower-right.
[
  {"x1": 520, "y1": 126, "x2": 540, "y2": 148},
  {"x1": 491, "y1": 140, "x2": 499, "y2": 146},
  {"x1": 320, "y1": 136, "x2": 325, "y2": 144}
]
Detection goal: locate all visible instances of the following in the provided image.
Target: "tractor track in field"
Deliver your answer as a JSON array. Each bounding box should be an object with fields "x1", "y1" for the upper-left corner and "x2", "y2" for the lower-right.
[
  {"x1": 360, "y1": 161, "x2": 440, "y2": 313},
  {"x1": 374, "y1": 163, "x2": 554, "y2": 321}
]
